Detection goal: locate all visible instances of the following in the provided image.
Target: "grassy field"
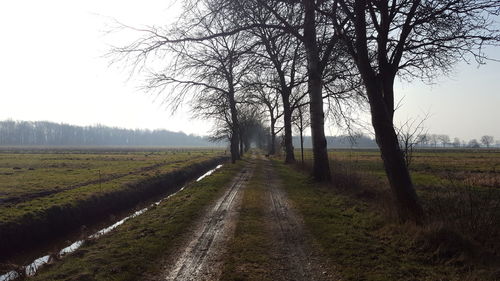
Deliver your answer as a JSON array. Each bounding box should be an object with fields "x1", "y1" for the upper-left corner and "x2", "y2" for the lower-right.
[
  {"x1": 0, "y1": 147, "x2": 226, "y2": 262},
  {"x1": 0, "y1": 148, "x2": 224, "y2": 223},
  {"x1": 0, "y1": 148, "x2": 222, "y2": 201},
  {"x1": 297, "y1": 148, "x2": 500, "y2": 187},
  {"x1": 2, "y1": 148, "x2": 498, "y2": 280},
  {"x1": 287, "y1": 148, "x2": 500, "y2": 280}
]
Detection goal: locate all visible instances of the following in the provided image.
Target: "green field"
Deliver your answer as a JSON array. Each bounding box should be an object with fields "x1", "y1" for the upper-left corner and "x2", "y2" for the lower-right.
[
  {"x1": 0, "y1": 148, "x2": 224, "y2": 224},
  {"x1": 2, "y1": 149, "x2": 498, "y2": 280},
  {"x1": 0, "y1": 147, "x2": 226, "y2": 264},
  {"x1": 301, "y1": 149, "x2": 500, "y2": 220},
  {"x1": 296, "y1": 148, "x2": 500, "y2": 277},
  {"x1": 298, "y1": 149, "x2": 500, "y2": 189}
]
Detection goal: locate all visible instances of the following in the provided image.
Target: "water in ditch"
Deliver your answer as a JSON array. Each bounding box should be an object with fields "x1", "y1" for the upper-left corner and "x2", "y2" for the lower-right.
[{"x1": 0, "y1": 164, "x2": 223, "y2": 281}]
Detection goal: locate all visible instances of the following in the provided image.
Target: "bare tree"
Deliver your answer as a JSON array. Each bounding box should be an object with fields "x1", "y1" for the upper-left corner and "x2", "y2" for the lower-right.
[
  {"x1": 257, "y1": 30, "x2": 305, "y2": 163},
  {"x1": 396, "y1": 116, "x2": 427, "y2": 168},
  {"x1": 117, "y1": 10, "x2": 255, "y2": 163},
  {"x1": 118, "y1": 0, "x2": 368, "y2": 181},
  {"x1": 481, "y1": 135, "x2": 494, "y2": 148},
  {"x1": 245, "y1": 24, "x2": 306, "y2": 161},
  {"x1": 224, "y1": 0, "x2": 348, "y2": 180},
  {"x1": 429, "y1": 134, "x2": 439, "y2": 148},
  {"x1": 331, "y1": 0, "x2": 500, "y2": 223},
  {"x1": 246, "y1": 84, "x2": 284, "y2": 155},
  {"x1": 238, "y1": 105, "x2": 266, "y2": 154},
  {"x1": 416, "y1": 134, "x2": 429, "y2": 147},
  {"x1": 293, "y1": 100, "x2": 310, "y2": 165},
  {"x1": 468, "y1": 139, "x2": 480, "y2": 148},
  {"x1": 438, "y1": 135, "x2": 450, "y2": 148}
]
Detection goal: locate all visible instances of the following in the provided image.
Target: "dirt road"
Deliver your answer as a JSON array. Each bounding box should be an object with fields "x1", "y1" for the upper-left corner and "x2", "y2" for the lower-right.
[
  {"x1": 145, "y1": 156, "x2": 336, "y2": 281},
  {"x1": 146, "y1": 160, "x2": 254, "y2": 281}
]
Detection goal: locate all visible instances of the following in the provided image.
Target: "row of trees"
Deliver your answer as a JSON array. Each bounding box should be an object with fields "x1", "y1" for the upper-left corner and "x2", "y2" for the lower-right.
[
  {"x1": 399, "y1": 130, "x2": 497, "y2": 149},
  {"x1": 0, "y1": 120, "x2": 214, "y2": 146},
  {"x1": 414, "y1": 134, "x2": 496, "y2": 148},
  {"x1": 2, "y1": 118, "x2": 493, "y2": 149},
  {"x1": 112, "y1": 0, "x2": 500, "y2": 223}
]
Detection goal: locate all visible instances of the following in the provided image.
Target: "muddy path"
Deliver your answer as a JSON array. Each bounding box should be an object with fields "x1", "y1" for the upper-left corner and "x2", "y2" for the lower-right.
[
  {"x1": 261, "y1": 158, "x2": 339, "y2": 281},
  {"x1": 144, "y1": 159, "x2": 255, "y2": 281}
]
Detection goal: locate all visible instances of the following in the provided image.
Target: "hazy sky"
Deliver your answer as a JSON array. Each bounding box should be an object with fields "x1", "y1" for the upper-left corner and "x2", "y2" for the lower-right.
[{"x1": 0, "y1": 1, "x2": 499, "y2": 141}]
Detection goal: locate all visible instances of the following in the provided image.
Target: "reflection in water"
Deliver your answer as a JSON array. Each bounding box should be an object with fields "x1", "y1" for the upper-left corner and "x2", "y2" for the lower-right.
[
  {"x1": 0, "y1": 164, "x2": 223, "y2": 281},
  {"x1": 196, "y1": 164, "x2": 223, "y2": 182},
  {"x1": 59, "y1": 240, "x2": 84, "y2": 257},
  {"x1": 0, "y1": 272, "x2": 18, "y2": 281}
]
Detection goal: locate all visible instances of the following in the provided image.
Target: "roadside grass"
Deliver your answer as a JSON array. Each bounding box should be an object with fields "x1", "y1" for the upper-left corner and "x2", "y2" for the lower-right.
[
  {"x1": 316, "y1": 149, "x2": 500, "y2": 264},
  {"x1": 221, "y1": 160, "x2": 274, "y2": 281},
  {"x1": 273, "y1": 160, "x2": 497, "y2": 281},
  {"x1": 28, "y1": 161, "x2": 244, "y2": 281}
]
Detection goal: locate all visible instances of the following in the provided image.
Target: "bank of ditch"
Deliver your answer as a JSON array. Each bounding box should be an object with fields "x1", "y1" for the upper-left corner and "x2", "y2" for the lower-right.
[
  {"x1": 0, "y1": 156, "x2": 227, "y2": 263},
  {"x1": 5, "y1": 160, "x2": 244, "y2": 281},
  {"x1": 29, "y1": 160, "x2": 244, "y2": 281}
]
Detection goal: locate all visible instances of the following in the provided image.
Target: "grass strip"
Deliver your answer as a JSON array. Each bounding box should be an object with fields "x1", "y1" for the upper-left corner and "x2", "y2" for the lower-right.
[
  {"x1": 272, "y1": 160, "x2": 481, "y2": 281},
  {"x1": 29, "y1": 161, "x2": 244, "y2": 281},
  {"x1": 221, "y1": 160, "x2": 274, "y2": 281}
]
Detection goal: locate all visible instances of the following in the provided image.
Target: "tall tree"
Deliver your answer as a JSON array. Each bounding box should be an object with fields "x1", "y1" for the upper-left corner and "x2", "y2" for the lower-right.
[
  {"x1": 246, "y1": 83, "x2": 284, "y2": 155},
  {"x1": 292, "y1": 100, "x2": 310, "y2": 165},
  {"x1": 112, "y1": 0, "x2": 361, "y2": 181},
  {"x1": 141, "y1": 17, "x2": 254, "y2": 162},
  {"x1": 481, "y1": 135, "x2": 494, "y2": 148},
  {"x1": 251, "y1": 26, "x2": 306, "y2": 163},
  {"x1": 238, "y1": 105, "x2": 266, "y2": 153},
  {"x1": 331, "y1": 0, "x2": 500, "y2": 223},
  {"x1": 239, "y1": 0, "x2": 346, "y2": 180}
]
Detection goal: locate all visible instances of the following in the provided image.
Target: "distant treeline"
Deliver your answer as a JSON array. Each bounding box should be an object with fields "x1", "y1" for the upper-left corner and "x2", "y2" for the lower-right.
[{"x1": 0, "y1": 120, "x2": 218, "y2": 146}]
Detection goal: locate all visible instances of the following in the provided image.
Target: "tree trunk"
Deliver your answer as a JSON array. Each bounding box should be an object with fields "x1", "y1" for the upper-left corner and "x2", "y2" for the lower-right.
[
  {"x1": 282, "y1": 90, "x2": 295, "y2": 163},
  {"x1": 303, "y1": 0, "x2": 331, "y2": 181},
  {"x1": 351, "y1": 0, "x2": 423, "y2": 223},
  {"x1": 300, "y1": 127, "x2": 304, "y2": 165},
  {"x1": 243, "y1": 134, "x2": 250, "y2": 153},
  {"x1": 230, "y1": 132, "x2": 239, "y2": 163},
  {"x1": 270, "y1": 118, "x2": 276, "y2": 155},
  {"x1": 358, "y1": 63, "x2": 424, "y2": 224},
  {"x1": 228, "y1": 90, "x2": 240, "y2": 163},
  {"x1": 307, "y1": 77, "x2": 331, "y2": 181},
  {"x1": 239, "y1": 134, "x2": 244, "y2": 157},
  {"x1": 296, "y1": 105, "x2": 306, "y2": 165},
  {"x1": 368, "y1": 86, "x2": 424, "y2": 223},
  {"x1": 363, "y1": 68, "x2": 424, "y2": 223}
]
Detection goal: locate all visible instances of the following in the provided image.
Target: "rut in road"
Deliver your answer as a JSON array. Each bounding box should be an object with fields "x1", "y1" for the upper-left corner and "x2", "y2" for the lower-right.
[
  {"x1": 262, "y1": 159, "x2": 339, "y2": 281},
  {"x1": 161, "y1": 161, "x2": 254, "y2": 281}
]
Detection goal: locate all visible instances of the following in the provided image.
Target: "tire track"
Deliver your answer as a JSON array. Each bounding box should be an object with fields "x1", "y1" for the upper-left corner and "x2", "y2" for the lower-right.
[{"x1": 163, "y1": 162, "x2": 254, "y2": 281}]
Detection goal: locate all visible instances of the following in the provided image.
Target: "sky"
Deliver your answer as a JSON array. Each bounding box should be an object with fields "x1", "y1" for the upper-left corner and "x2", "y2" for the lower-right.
[{"x1": 0, "y1": 1, "x2": 499, "y2": 141}]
